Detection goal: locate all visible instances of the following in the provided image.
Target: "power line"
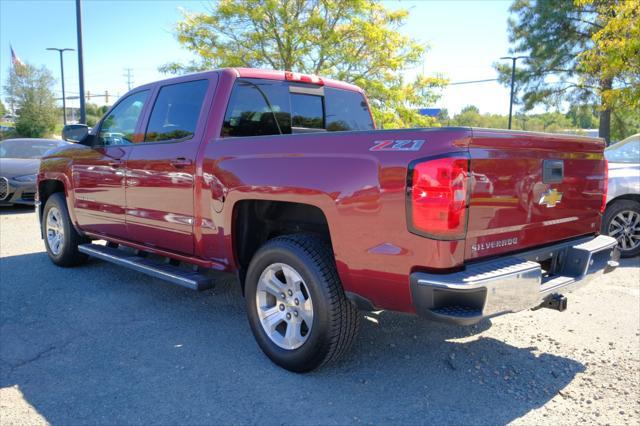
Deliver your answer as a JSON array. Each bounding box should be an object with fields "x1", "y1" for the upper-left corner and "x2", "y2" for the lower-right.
[
  {"x1": 448, "y1": 78, "x2": 499, "y2": 86},
  {"x1": 54, "y1": 91, "x2": 115, "y2": 103},
  {"x1": 123, "y1": 68, "x2": 134, "y2": 90}
]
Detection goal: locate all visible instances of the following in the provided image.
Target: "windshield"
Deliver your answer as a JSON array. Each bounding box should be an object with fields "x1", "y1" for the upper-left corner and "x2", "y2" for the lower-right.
[
  {"x1": 0, "y1": 139, "x2": 63, "y2": 159},
  {"x1": 605, "y1": 135, "x2": 640, "y2": 164}
]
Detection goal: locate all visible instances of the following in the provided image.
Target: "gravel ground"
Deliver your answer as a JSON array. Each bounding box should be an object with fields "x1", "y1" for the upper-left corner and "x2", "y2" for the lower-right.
[{"x1": 1, "y1": 205, "x2": 639, "y2": 425}]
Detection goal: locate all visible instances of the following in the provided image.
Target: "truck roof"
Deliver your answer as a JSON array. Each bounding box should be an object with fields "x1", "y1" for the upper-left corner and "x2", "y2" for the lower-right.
[{"x1": 133, "y1": 67, "x2": 365, "y2": 94}]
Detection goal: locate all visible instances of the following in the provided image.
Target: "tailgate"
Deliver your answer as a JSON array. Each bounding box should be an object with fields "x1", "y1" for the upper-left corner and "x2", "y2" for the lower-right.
[{"x1": 465, "y1": 129, "x2": 606, "y2": 260}]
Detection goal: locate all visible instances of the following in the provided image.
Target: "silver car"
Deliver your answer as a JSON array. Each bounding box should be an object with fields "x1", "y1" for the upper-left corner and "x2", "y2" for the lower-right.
[
  {"x1": 603, "y1": 133, "x2": 640, "y2": 257},
  {"x1": 0, "y1": 138, "x2": 70, "y2": 206}
]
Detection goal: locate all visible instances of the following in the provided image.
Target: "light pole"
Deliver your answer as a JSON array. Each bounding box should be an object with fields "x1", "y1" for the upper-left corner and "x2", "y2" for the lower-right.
[
  {"x1": 500, "y1": 55, "x2": 528, "y2": 129},
  {"x1": 46, "y1": 48, "x2": 74, "y2": 125},
  {"x1": 76, "y1": 0, "x2": 86, "y2": 124}
]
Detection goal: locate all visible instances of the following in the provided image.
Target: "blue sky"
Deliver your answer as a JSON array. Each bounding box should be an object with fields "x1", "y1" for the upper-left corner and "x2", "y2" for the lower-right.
[{"x1": 1, "y1": 0, "x2": 515, "y2": 115}]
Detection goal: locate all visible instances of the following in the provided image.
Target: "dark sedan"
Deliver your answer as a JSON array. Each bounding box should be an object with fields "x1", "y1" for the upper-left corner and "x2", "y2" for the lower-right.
[{"x1": 0, "y1": 138, "x2": 70, "y2": 206}]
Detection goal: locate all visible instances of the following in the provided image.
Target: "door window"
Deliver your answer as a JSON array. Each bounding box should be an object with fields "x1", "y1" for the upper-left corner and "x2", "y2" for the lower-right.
[
  {"x1": 98, "y1": 90, "x2": 149, "y2": 145},
  {"x1": 144, "y1": 79, "x2": 209, "y2": 143}
]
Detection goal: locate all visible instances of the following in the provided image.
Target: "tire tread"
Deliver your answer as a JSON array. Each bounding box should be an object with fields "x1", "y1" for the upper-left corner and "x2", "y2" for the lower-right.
[
  {"x1": 43, "y1": 193, "x2": 88, "y2": 267},
  {"x1": 251, "y1": 233, "x2": 360, "y2": 370}
]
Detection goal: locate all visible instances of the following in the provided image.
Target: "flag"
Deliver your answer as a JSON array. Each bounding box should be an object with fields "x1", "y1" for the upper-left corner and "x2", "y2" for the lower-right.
[{"x1": 10, "y1": 45, "x2": 25, "y2": 68}]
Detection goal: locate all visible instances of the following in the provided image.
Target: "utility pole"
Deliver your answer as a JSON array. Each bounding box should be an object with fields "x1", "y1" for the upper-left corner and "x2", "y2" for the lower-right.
[
  {"x1": 500, "y1": 55, "x2": 528, "y2": 129},
  {"x1": 76, "y1": 0, "x2": 87, "y2": 124},
  {"x1": 46, "y1": 47, "x2": 74, "y2": 125},
  {"x1": 123, "y1": 68, "x2": 133, "y2": 91}
]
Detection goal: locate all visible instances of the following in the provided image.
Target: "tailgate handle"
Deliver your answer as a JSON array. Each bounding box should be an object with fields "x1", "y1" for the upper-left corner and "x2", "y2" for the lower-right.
[
  {"x1": 170, "y1": 157, "x2": 193, "y2": 168},
  {"x1": 543, "y1": 160, "x2": 564, "y2": 183}
]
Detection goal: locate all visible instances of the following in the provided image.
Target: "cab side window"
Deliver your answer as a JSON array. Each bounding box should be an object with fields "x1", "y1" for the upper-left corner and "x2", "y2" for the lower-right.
[
  {"x1": 98, "y1": 90, "x2": 149, "y2": 145},
  {"x1": 325, "y1": 88, "x2": 374, "y2": 131},
  {"x1": 220, "y1": 78, "x2": 374, "y2": 137},
  {"x1": 222, "y1": 80, "x2": 291, "y2": 137},
  {"x1": 144, "y1": 80, "x2": 209, "y2": 143}
]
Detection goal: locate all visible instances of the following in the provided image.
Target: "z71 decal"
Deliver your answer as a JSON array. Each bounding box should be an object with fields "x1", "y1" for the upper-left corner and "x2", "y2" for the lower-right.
[{"x1": 370, "y1": 139, "x2": 425, "y2": 152}]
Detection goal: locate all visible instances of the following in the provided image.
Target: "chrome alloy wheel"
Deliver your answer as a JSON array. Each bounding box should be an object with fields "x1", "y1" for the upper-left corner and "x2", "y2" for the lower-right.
[
  {"x1": 46, "y1": 206, "x2": 65, "y2": 256},
  {"x1": 609, "y1": 209, "x2": 640, "y2": 253},
  {"x1": 256, "y1": 263, "x2": 314, "y2": 350}
]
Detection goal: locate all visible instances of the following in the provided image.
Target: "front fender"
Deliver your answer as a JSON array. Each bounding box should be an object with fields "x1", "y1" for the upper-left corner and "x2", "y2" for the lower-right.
[{"x1": 38, "y1": 156, "x2": 80, "y2": 232}]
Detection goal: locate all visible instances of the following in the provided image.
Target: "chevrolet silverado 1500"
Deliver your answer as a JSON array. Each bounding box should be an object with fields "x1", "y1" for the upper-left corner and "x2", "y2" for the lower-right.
[{"x1": 37, "y1": 68, "x2": 619, "y2": 372}]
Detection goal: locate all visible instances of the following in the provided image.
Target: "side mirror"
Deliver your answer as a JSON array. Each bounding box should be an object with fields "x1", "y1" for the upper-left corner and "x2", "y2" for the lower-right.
[{"x1": 62, "y1": 124, "x2": 89, "y2": 143}]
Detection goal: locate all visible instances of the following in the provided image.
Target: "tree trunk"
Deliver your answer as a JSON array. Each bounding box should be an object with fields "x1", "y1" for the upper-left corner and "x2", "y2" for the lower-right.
[
  {"x1": 598, "y1": 78, "x2": 612, "y2": 144},
  {"x1": 598, "y1": 108, "x2": 611, "y2": 145}
]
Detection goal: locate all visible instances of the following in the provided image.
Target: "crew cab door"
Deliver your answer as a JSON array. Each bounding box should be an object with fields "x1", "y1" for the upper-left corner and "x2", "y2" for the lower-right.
[
  {"x1": 72, "y1": 90, "x2": 150, "y2": 238},
  {"x1": 124, "y1": 77, "x2": 214, "y2": 255}
]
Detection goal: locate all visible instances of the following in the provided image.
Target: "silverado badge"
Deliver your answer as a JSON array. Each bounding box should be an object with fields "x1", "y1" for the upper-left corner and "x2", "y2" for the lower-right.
[{"x1": 539, "y1": 188, "x2": 563, "y2": 208}]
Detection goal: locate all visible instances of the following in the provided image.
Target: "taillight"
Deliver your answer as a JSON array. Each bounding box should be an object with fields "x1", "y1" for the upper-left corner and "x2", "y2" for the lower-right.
[
  {"x1": 284, "y1": 71, "x2": 324, "y2": 85},
  {"x1": 601, "y1": 158, "x2": 608, "y2": 214},
  {"x1": 407, "y1": 155, "x2": 470, "y2": 240}
]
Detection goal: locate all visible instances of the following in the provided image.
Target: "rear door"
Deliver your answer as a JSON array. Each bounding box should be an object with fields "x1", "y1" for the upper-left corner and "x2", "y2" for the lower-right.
[
  {"x1": 124, "y1": 77, "x2": 215, "y2": 255},
  {"x1": 72, "y1": 90, "x2": 149, "y2": 238},
  {"x1": 465, "y1": 130, "x2": 606, "y2": 260}
]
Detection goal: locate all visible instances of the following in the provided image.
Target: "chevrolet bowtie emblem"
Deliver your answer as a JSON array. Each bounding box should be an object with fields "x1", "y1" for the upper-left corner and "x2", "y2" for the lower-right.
[{"x1": 539, "y1": 188, "x2": 563, "y2": 207}]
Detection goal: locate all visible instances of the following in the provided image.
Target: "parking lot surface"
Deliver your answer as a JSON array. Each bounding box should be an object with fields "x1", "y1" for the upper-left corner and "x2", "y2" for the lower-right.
[{"x1": 1, "y1": 206, "x2": 639, "y2": 425}]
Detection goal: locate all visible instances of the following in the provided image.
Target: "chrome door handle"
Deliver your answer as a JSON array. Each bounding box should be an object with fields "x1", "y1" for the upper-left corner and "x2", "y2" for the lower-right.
[{"x1": 108, "y1": 159, "x2": 124, "y2": 167}]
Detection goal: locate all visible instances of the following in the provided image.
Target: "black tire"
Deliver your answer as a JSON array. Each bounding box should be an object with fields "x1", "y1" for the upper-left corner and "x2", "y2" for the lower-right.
[
  {"x1": 245, "y1": 233, "x2": 360, "y2": 372},
  {"x1": 602, "y1": 199, "x2": 640, "y2": 258},
  {"x1": 42, "y1": 193, "x2": 89, "y2": 266}
]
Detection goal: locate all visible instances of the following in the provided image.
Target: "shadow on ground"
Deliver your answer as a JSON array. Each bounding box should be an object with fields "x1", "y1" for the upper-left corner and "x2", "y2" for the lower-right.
[
  {"x1": 617, "y1": 256, "x2": 640, "y2": 268},
  {"x1": 0, "y1": 205, "x2": 35, "y2": 216},
  {"x1": 0, "y1": 251, "x2": 585, "y2": 425}
]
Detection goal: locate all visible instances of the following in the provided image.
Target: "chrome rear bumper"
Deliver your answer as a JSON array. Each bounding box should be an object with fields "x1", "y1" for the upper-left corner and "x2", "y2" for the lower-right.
[{"x1": 410, "y1": 235, "x2": 619, "y2": 325}]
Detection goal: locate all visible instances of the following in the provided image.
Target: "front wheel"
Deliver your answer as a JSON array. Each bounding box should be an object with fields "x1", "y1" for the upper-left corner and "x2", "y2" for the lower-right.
[
  {"x1": 245, "y1": 234, "x2": 359, "y2": 372},
  {"x1": 42, "y1": 193, "x2": 89, "y2": 266}
]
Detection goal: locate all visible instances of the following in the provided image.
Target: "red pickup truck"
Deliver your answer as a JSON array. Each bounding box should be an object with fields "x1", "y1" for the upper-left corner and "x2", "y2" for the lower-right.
[{"x1": 38, "y1": 68, "x2": 619, "y2": 372}]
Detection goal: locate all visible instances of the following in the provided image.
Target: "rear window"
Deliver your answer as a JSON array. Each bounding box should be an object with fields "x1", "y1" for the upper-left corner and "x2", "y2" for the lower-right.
[
  {"x1": 144, "y1": 79, "x2": 208, "y2": 143},
  {"x1": 291, "y1": 93, "x2": 324, "y2": 129},
  {"x1": 221, "y1": 78, "x2": 373, "y2": 138},
  {"x1": 0, "y1": 139, "x2": 63, "y2": 159},
  {"x1": 605, "y1": 136, "x2": 640, "y2": 163}
]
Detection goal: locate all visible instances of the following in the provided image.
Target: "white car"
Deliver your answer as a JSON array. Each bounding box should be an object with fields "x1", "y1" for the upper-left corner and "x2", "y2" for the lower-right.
[{"x1": 603, "y1": 133, "x2": 640, "y2": 257}]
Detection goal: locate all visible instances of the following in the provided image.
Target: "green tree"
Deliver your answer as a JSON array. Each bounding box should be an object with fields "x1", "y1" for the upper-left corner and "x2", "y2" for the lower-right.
[
  {"x1": 566, "y1": 104, "x2": 599, "y2": 129},
  {"x1": 161, "y1": 0, "x2": 446, "y2": 128},
  {"x1": 576, "y1": 0, "x2": 640, "y2": 113},
  {"x1": 0, "y1": 100, "x2": 6, "y2": 117},
  {"x1": 3, "y1": 63, "x2": 57, "y2": 138},
  {"x1": 496, "y1": 0, "x2": 640, "y2": 142},
  {"x1": 611, "y1": 107, "x2": 640, "y2": 142},
  {"x1": 85, "y1": 103, "x2": 110, "y2": 127},
  {"x1": 451, "y1": 105, "x2": 483, "y2": 127},
  {"x1": 443, "y1": 106, "x2": 579, "y2": 133}
]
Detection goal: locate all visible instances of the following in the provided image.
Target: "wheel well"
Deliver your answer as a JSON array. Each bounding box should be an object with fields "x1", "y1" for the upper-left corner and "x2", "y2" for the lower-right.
[
  {"x1": 232, "y1": 200, "x2": 333, "y2": 287},
  {"x1": 38, "y1": 180, "x2": 65, "y2": 221},
  {"x1": 607, "y1": 194, "x2": 640, "y2": 207}
]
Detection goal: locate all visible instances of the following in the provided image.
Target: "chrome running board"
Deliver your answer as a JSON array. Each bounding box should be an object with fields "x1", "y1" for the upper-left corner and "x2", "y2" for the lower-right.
[{"x1": 79, "y1": 243, "x2": 216, "y2": 291}]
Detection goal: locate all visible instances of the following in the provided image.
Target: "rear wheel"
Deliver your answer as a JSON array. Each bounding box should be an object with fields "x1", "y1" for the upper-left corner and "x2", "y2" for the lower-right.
[
  {"x1": 603, "y1": 199, "x2": 640, "y2": 258},
  {"x1": 245, "y1": 234, "x2": 359, "y2": 372},
  {"x1": 43, "y1": 193, "x2": 89, "y2": 266}
]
